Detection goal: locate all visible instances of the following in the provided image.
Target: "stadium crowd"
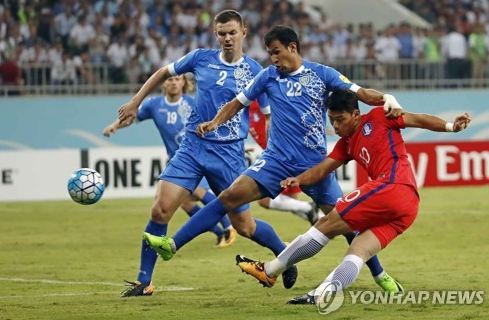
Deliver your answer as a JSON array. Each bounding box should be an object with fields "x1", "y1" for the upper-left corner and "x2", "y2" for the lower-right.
[{"x1": 0, "y1": 0, "x2": 488, "y2": 87}]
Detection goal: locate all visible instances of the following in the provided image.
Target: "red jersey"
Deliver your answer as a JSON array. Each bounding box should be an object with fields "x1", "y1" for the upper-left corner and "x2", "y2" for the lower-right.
[
  {"x1": 248, "y1": 101, "x2": 267, "y2": 149},
  {"x1": 329, "y1": 107, "x2": 417, "y2": 191}
]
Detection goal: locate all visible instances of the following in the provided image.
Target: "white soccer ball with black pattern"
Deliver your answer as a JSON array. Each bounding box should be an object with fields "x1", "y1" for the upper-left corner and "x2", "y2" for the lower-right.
[{"x1": 67, "y1": 168, "x2": 105, "y2": 205}]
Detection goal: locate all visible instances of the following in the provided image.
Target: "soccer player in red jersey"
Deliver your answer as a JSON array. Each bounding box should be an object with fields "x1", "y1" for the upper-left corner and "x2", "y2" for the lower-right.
[
  {"x1": 237, "y1": 90, "x2": 471, "y2": 305},
  {"x1": 248, "y1": 101, "x2": 319, "y2": 224}
]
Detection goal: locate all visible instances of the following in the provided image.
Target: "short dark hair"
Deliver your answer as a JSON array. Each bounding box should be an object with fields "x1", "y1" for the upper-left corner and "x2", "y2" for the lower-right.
[
  {"x1": 327, "y1": 90, "x2": 359, "y2": 113},
  {"x1": 214, "y1": 10, "x2": 244, "y2": 27},
  {"x1": 264, "y1": 25, "x2": 301, "y2": 53}
]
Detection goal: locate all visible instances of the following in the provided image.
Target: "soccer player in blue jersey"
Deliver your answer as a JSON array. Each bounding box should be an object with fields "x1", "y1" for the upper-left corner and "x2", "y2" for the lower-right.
[
  {"x1": 118, "y1": 11, "x2": 299, "y2": 294},
  {"x1": 103, "y1": 75, "x2": 234, "y2": 247},
  {"x1": 104, "y1": 75, "x2": 236, "y2": 297},
  {"x1": 143, "y1": 25, "x2": 405, "y2": 294}
]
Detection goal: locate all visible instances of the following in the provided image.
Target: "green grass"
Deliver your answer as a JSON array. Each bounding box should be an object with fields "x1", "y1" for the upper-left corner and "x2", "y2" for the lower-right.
[{"x1": 0, "y1": 186, "x2": 488, "y2": 319}]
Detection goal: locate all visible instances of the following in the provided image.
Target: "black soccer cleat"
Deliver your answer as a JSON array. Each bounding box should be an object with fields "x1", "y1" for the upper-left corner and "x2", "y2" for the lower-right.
[
  {"x1": 120, "y1": 280, "x2": 154, "y2": 297},
  {"x1": 306, "y1": 201, "x2": 319, "y2": 225},
  {"x1": 282, "y1": 264, "x2": 298, "y2": 289},
  {"x1": 287, "y1": 293, "x2": 316, "y2": 305}
]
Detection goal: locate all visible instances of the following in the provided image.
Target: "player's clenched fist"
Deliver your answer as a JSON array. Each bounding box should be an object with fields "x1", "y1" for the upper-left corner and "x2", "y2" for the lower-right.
[
  {"x1": 453, "y1": 113, "x2": 471, "y2": 132},
  {"x1": 280, "y1": 177, "x2": 301, "y2": 189}
]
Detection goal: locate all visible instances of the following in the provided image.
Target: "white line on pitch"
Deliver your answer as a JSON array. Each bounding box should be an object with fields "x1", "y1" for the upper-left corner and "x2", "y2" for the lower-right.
[
  {"x1": 0, "y1": 277, "x2": 194, "y2": 291},
  {"x1": 0, "y1": 292, "x2": 114, "y2": 299}
]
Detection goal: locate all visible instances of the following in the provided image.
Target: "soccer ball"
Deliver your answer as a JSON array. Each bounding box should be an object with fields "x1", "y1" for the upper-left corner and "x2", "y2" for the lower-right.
[{"x1": 67, "y1": 168, "x2": 105, "y2": 205}]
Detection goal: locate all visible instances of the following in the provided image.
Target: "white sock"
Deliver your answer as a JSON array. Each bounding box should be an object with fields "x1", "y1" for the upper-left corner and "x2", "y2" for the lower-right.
[
  {"x1": 315, "y1": 254, "x2": 364, "y2": 294},
  {"x1": 269, "y1": 194, "x2": 312, "y2": 213},
  {"x1": 264, "y1": 227, "x2": 329, "y2": 276}
]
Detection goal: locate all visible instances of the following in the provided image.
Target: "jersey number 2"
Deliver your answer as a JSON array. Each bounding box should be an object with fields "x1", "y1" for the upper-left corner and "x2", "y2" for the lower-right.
[{"x1": 216, "y1": 71, "x2": 227, "y2": 86}]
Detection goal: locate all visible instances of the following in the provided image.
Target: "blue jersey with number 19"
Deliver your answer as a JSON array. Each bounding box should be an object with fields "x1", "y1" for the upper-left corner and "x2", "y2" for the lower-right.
[
  {"x1": 137, "y1": 94, "x2": 194, "y2": 159},
  {"x1": 237, "y1": 60, "x2": 356, "y2": 165},
  {"x1": 168, "y1": 49, "x2": 269, "y2": 142}
]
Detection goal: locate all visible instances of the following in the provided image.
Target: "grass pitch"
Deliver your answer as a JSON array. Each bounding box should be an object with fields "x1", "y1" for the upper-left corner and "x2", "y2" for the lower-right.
[{"x1": 1, "y1": 186, "x2": 488, "y2": 319}]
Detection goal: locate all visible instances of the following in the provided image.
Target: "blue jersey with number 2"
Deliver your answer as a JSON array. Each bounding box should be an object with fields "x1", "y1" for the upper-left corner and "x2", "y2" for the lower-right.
[{"x1": 168, "y1": 49, "x2": 269, "y2": 142}]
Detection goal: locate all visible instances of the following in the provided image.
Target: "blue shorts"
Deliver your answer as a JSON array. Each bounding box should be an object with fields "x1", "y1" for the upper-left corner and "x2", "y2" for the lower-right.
[
  {"x1": 161, "y1": 133, "x2": 249, "y2": 213},
  {"x1": 243, "y1": 151, "x2": 343, "y2": 206}
]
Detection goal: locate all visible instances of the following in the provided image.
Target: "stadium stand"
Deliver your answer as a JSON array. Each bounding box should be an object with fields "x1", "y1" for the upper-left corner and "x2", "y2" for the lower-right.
[{"x1": 0, "y1": 0, "x2": 488, "y2": 95}]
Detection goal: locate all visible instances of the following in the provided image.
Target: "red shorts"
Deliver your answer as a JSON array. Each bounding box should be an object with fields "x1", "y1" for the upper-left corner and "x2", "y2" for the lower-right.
[
  {"x1": 335, "y1": 181, "x2": 419, "y2": 248},
  {"x1": 281, "y1": 185, "x2": 302, "y2": 196}
]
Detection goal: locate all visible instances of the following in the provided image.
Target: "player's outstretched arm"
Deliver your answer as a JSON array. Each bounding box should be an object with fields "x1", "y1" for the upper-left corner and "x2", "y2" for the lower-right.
[
  {"x1": 356, "y1": 88, "x2": 403, "y2": 118},
  {"x1": 118, "y1": 66, "x2": 172, "y2": 124},
  {"x1": 403, "y1": 112, "x2": 471, "y2": 132},
  {"x1": 196, "y1": 98, "x2": 245, "y2": 137},
  {"x1": 281, "y1": 157, "x2": 344, "y2": 188},
  {"x1": 102, "y1": 118, "x2": 134, "y2": 137}
]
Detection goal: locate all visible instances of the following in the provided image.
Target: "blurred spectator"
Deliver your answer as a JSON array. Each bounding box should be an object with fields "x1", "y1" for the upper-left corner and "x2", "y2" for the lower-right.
[
  {"x1": 469, "y1": 23, "x2": 488, "y2": 79},
  {"x1": 54, "y1": 6, "x2": 77, "y2": 48},
  {"x1": 375, "y1": 25, "x2": 401, "y2": 62},
  {"x1": 51, "y1": 51, "x2": 77, "y2": 85},
  {"x1": 74, "y1": 51, "x2": 96, "y2": 84},
  {"x1": 442, "y1": 24, "x2": 469, "y2": 79},
  {"x1": 0, "y1": 51, "x2": 22, "y2": 94},
  {"x1": 107, "y1": 37, "x2": 128, "y2": 83},
  {"x1": 69, "y1": 15, "x2": 95, "y2": 54}
]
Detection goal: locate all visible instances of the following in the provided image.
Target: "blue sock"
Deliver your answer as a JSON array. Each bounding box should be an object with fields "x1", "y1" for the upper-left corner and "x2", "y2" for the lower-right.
[
  {"x1": 201, "y1": 191, "x2": 216, "y2": 204},
  {"x1": 185, "y1": 205, "x2": 224, "y2": 237},
  {"x1": 186, "y1": 205, "x2": 201, "y2": 217},
  {"x1": 137, "y1": 220, "x2": 168, "y2": 284},
  {"x1": 219, "y1": 215, "x2": 231, "y2": 230},
  {"x1": 343, "y1": 232, "x2": 384, "y2": 277},
  {"x1": 251, "y1": 219, "x2": 286, "y2": 256},
  {"x1": 200, "y1": 191, "x2": 232, "y2": 230},
  {"x1": 173, "y1": 198, "x2": 228, "y2": 250}
]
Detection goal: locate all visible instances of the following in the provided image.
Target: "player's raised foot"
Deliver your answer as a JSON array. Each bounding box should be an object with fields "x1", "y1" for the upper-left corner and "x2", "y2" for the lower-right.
[
  {"x1": 236, "y1": 255, "x2": 276, "y2": 288},
  {"x1": 120, "y1": 280, "x2": 154, "y2": 297},
  {"x1": 143, "y1": 232, "x2": 175, "y2": 261},
  {"x1": 217, "y1": 228, "x2": 237, "y2": 248},
  {"x1": 282, "y1": 264, "x2": 298, "y2": 289},
  {"x1": 287, "y1": 292, "x2": 316, "y2": 305},
  {"x1": 375, "y1": 273, "x2": 404, "y2": 294},
  {"x1": 306, "y1": 201, "x2": 319, "y2": 225}
]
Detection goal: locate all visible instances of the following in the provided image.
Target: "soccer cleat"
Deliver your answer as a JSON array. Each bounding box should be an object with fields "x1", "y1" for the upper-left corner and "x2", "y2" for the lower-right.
[
  {"x1": 306, "y1": 201, "x2": 319, "y2": 225},
  {"x1": 282, "y1": 265, "x2": 298, "y2": 289},
  {"x1": 217, "y1": 228, "x2": 237, "y2": 248},
  {"x1": 236, "y1": 255, "x2": 277, "y2": 288},
  {"x1": 375, "y1": 273, "x2": 404, "y2": 294},
  {"x1": 143, "y1": 232, "x2": 175, "y2": 261},
  {"x1": 287, "y1": 293, "x2": 316, "y2": 305},
  {"x1": 120, "y1": 280, "x2": 154, "y2": 297}
]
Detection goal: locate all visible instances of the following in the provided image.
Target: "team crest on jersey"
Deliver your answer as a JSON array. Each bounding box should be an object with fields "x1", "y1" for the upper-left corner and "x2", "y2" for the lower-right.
[
  {"x1": 299, "y1": 74, "x2": 311, "y2": 86},
  {"x1": 362, "y1": 122, "x2": 373, "y2": 136},
  {"x1": 234, "y1": 66, "x2": 245, "y2": 79}
]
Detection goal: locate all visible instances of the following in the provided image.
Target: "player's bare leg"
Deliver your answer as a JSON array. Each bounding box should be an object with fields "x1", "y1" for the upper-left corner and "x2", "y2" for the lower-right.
[
  {"x1": 151, "y1": 180, "x2": 191, "y2": 224},
  {"x1": 121, "y1": 180, "x2": 190, "y2": 297}
]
